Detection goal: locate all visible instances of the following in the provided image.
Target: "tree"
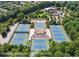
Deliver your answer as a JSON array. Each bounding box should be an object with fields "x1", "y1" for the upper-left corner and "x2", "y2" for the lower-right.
[
  {"x1": 53, "y1": 50, "x2": 63, "y2": 57},
  {"x1": 74, "y1": 49, "x2": 79, "y2": 56},
  {"x1": 10, "y1": 48, "x2": 19, "y2": 57},
  {"x1": 60, "y1": 42, "x2": 69, "y2": 53},
  {"x1": 17, "y1": 13, "x2": 25, "y2": 21},
  {"x1": 63, "y1": 53, "x2": 71, "y2": 57},
  {"x1": 36, "y1": 50, "x2": 52, "y2": 57}
]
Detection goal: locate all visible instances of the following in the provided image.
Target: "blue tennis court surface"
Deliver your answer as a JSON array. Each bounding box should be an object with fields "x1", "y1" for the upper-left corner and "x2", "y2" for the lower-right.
[
  {"x1": 31, "y1": 39, "x2": 49, "y2": 50},
  {"x1": 10, "y1": 33, "x2": 28, "y2": 45},
  {"x1": 50, "y1": 25, "x2": 68, "y2": 43},
  {"x1": 16, "y1": 24, "x2": 30, "y2": 32},
  {"x1": 32, "y1": 39, "x2": 46, "y2": 44},
  {"x1": 53, "y1": 33, "x2": 64, "y2": 36},
  {"x1": 34, "y1": 22, "x2": 46, "y2": 29}
]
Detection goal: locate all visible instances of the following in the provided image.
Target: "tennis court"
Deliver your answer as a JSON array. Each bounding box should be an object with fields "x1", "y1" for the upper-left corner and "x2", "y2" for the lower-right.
[
  {"x1": 31, "y1": 39, "x2": 49, "y2": 50},
  {"x1": 15, "y1": 24, "x2": 30, "y2": 32},
  {"x1": 10, "y1": 33, "x2": 28, "y2": 45},
  {"x1": 34, "y1": 22, "x2": 46, "y2": 29},
  {"x1": 50, "y1": 25, "x2": 69, "y2": 43}
]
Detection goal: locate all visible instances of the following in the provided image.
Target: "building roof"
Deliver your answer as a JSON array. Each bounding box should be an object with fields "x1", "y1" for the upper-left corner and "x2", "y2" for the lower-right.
[{"x1": 31, "y1": 33, "x2": 50, "y2": 39}]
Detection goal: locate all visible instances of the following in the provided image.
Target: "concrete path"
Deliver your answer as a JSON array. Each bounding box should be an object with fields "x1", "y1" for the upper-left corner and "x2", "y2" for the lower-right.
[
  {"x1": 0, "y1": 23, "x2": 19, "y2": 45},
  {"x1": 28, "y1": 29, "x2": 35, "y2": 40},
  {"x1": 46, "y1": 29, "x2": 52, "y2": 39}
]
